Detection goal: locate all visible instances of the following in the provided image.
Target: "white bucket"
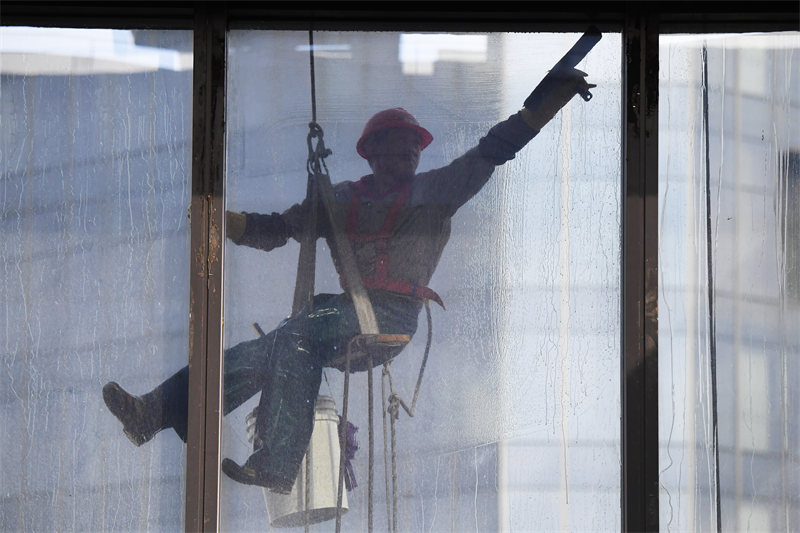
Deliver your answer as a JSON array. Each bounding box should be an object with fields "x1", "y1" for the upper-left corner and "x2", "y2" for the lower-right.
[{"x1": 246, "y1": 395, "x2": 349, "y2": 528}]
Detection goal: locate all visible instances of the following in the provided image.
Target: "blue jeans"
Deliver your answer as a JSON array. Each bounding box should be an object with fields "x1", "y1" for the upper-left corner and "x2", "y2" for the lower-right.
[{"x1": 159, "y1": 291, "x2": 421, "y2": 484}]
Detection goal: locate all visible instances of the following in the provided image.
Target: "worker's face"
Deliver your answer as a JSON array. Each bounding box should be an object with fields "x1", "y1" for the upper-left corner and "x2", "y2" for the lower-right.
[{"x1": 366, "y1": 128, "x2": 421, "y2": 186}]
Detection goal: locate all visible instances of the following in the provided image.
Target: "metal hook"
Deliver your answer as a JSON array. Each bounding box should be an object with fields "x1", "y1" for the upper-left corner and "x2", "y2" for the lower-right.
[{"x1": 307, "y1": 121, "x2": 332, "y2": 175}]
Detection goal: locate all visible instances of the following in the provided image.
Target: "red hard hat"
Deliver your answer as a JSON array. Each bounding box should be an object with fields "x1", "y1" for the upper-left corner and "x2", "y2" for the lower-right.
[{"x1": 356, "y1": 107, "x2": 433, "y2": 159}]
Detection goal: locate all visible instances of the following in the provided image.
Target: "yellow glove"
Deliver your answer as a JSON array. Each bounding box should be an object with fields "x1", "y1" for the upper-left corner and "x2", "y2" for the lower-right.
[{"x1": 225, "y1": 211, "x2": 246, "y2": 241}]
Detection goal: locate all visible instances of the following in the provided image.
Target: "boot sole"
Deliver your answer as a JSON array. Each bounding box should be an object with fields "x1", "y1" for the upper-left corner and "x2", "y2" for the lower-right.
[{"x1": 221, "y1": 458, "x2": 293, "y2": 494}]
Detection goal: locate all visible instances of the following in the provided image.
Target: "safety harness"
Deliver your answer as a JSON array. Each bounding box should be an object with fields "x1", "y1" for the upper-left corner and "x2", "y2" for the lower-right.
[{"x1": 341, "y1": 175, "x2": 445, "y2": 309}]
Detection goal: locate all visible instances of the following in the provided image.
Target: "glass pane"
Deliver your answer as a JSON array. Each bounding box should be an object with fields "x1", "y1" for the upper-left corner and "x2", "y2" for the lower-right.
[
  {"x1": 223, "y1": 30, "x2": 621, "y2": 531},
  {"x1": 659, "y1": 32, "x2": 800, "y2": 532},
  {"x1": 0, "y1": 27, "x2": 193, "y2": 531}
]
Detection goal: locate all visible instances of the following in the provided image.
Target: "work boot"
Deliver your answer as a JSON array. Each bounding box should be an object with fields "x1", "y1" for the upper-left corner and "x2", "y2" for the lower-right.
[
  {"x1": 221, "y1": 451, "x2": 294, "y2": 494},
  {"x1": 102, "y1": 381, "x2": 164, "y2": 447}
]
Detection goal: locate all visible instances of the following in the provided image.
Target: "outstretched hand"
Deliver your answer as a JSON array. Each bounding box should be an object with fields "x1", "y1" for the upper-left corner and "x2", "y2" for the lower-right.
[{"x1": 521, "y1": 67, "x2": 596, "y2": 131}]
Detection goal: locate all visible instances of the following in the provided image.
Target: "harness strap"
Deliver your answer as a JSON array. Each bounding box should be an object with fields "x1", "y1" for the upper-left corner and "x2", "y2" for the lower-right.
[
  {"x1": 341, "y1": 177, "x2": 444, "y2": 308},
  {"x1": 346, "y1": 177, "x2": 410, "y2": 242}
]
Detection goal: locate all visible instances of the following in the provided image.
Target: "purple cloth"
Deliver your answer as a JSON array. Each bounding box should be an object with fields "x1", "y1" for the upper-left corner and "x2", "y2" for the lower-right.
[{"x1": 339, "y1": 416, "x2": 359, "y2": 491}]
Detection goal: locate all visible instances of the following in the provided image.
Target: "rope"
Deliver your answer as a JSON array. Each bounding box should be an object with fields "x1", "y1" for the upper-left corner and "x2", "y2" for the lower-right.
[
  {"x1": 381, "y1": 300, "x2": 434, "y2": 533},
  {"x1": 306, "y1": 122, "x2": 331, "y2": 177},
  {"x1": 301, "y1": 29, "x2": 330, "y2": 533},
  {"x1": 335, "y1": 338, "x2": 354, "y2": 533},
  {"x1": 368, "y1": 354, "x2": 375, "y2": 533},
  {"x1": 381, "y1": 365, "x2": 393, "y2": 533},
  {"x1": 292, "y1": 29, "x2": 330, "y2": 317},
  {"x1": 390, "y1": 396, "x2": 398, "y2": 533},
  {"x1": 305, "y1": 31, "x2": 330, "y2": 178},
  {"x1": 385, "y1": 300, "x2": 433, "y2": 418},
  {"x1": 303, "y1": 29, "x2": 434, "y2": 531},
  {"x1": 304, "y1": 445, "x2": 311, "y2": 533},
  {"x1": 702, "y1": 43, "x2": 722, "y2": 533},
  {"x1": 308, "y1": 29, "x2": 317, "y2": 124},
  {"x1": 295, "y1": 27, "x2": 333, "y2": 322}
]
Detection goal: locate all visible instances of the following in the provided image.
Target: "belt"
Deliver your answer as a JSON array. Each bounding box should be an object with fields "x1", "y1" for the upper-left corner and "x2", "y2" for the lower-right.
[{"x1": 350, "y1": 277, "x2": 445, "y2": 309}]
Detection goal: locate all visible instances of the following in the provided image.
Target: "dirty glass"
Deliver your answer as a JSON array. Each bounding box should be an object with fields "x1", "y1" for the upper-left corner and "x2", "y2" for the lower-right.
[
  {"x1": 659, "y1": 32, "x2": 800, "y2": 532},
  {"x1": 222, "y1": 30, "x2": 621, "y2": 531},
  {"x1": 0, "y1": 28, "x2": 193, "y2": 531}
]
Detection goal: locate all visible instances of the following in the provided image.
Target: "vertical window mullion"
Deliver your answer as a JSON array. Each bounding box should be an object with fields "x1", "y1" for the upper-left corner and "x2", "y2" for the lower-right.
[
  {"x1": 187, "y1": 4, "x2": 227, "y2": 533},
  {"x1": 622, "y1": 9, "x2": 660, "y2": 533}
]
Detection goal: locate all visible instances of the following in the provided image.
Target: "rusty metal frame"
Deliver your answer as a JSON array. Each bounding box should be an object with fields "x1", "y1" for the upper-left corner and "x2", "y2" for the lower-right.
[
  {"x1": 185, "y1": 5, "x2": 227, "y2": 532},
  {"x1": 621, "y1": 7, "x2": 660, "y2": 531}
]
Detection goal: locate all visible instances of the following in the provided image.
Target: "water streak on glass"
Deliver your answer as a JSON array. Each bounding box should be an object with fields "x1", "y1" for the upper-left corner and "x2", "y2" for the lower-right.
[
  {"x1": 659, "y1": 31, "x2": 800, "y2": 533},
  {"x1": 0, "y1": 27, "x2": 192, "y2": 532}
]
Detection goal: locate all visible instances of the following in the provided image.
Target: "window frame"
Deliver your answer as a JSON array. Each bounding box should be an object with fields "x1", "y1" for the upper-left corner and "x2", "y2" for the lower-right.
[{"x1": 3, "y1": 2, "x2": 797, "y2": 532}]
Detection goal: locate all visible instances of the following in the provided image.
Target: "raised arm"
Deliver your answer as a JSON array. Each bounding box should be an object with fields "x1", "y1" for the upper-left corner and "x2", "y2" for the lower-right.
[{"x1": 416, "y1": 66, "x2": 595, "y2": 215}]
